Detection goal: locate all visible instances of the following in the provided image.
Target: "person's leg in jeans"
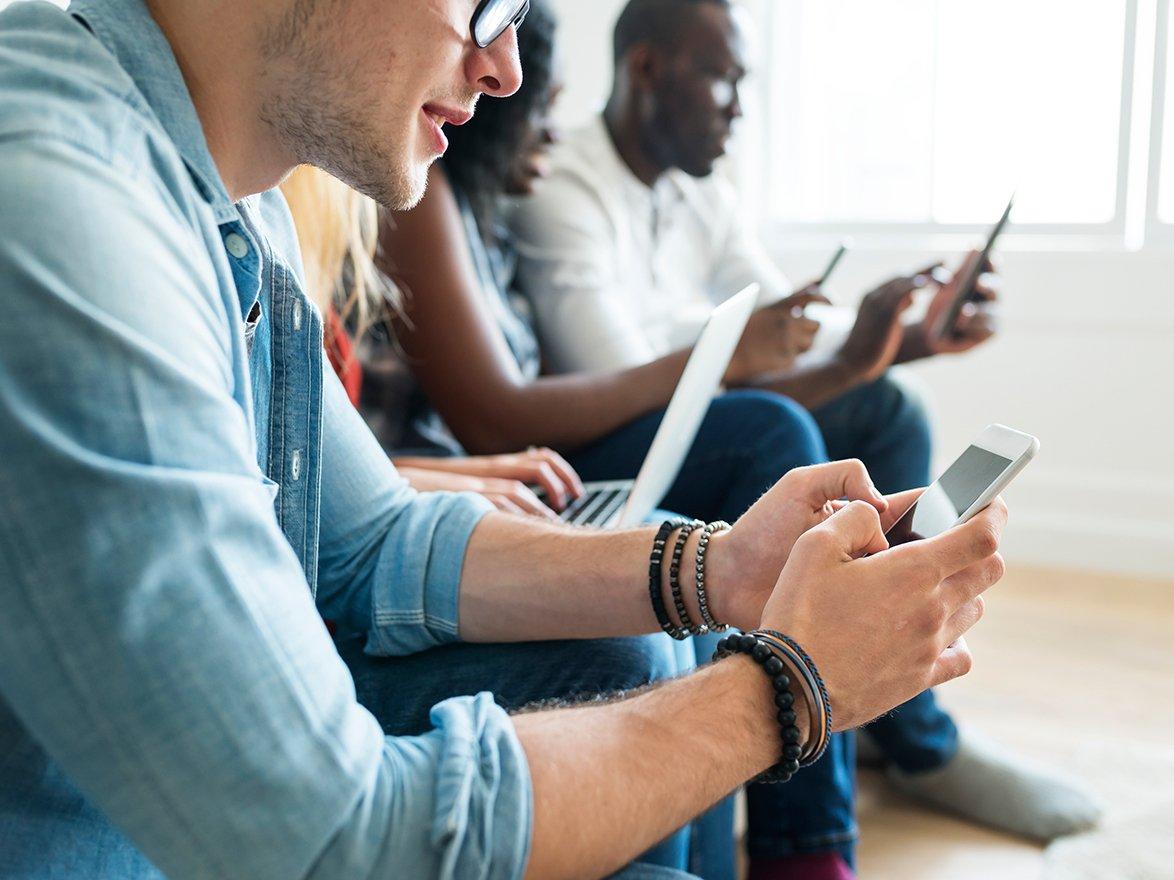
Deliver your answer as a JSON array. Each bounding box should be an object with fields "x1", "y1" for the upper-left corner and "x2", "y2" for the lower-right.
[
  {"x1": 338, "y1": 632, "x2": 695, "y2": 870},
  {"x1": 810, "y1": 370, "x2": 1101, "y2": 841},
  {"x1": 570, "y1": 390, "x2": 859, "y2": 877}
]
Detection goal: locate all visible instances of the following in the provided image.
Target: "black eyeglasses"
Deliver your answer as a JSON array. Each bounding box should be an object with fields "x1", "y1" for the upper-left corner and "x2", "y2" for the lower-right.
[{"x1": 471, "y1": 0, "x2": 530, "y2": 49}]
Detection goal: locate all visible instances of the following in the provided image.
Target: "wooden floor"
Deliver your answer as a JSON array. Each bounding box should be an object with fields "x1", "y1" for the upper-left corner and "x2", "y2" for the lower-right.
[{"x1": 854, "y1": 564, "x2": 1174, "y2": 879}]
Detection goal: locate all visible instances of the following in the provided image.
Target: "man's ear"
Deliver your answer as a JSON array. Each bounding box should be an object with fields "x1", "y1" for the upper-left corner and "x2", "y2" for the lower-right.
[{"x1": 624, "y1": 44, "x2": 665, "y2": 93}]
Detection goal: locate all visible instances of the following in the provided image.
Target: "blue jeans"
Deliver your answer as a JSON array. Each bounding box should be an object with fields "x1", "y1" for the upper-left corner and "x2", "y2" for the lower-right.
[
  {"x1": 337, "y1": 632, "x2": 698, "y2": 872},
  {"x1": 570, "y1": 377, "x2": 960, "y2": 873}
]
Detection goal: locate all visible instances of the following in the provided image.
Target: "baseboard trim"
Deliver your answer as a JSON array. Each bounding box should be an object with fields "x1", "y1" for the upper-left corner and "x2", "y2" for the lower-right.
[{"x1": 1001, "y1": 511, "x2": 1174, "y2": 579}]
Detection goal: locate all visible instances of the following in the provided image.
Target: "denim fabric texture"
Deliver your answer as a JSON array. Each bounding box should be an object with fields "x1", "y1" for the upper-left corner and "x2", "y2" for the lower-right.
[
  {"x1": 337, "y1": 633, "x2": 694, "y2": 870},
  {"x1": 0, "y1": 1, "x2": 551, "y2": 878}
]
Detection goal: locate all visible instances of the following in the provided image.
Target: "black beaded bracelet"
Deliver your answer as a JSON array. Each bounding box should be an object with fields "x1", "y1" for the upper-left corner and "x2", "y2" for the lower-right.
[
  {"x1": 695, "y1": 521, "x2": 730, "y2": 633},
  {"x1": 712, "y1": 632, "x2": 804, "y2": 783},
  {"x1": 669, "y1": 520, "x2": 706, "y2": 636},
  {"x1": 757, "y1": 630, "x2": 832, "y2": 766},
  {"x1": 649, "y1": 519, "x2": 689, "y2": 640}
]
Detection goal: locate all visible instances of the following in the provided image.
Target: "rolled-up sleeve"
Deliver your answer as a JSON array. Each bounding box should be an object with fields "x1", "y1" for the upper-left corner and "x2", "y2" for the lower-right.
[
  {"x1": 314, "y1": 366, "x2": 496, "y2": 655},
  {"x1": 0, "y1": 137, "x2": 530, "y2": 879}
]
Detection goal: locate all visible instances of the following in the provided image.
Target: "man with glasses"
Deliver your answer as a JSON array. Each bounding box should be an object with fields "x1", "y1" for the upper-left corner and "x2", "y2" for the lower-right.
[
  {"x1": 0, "y1": 0, "x2": 1008, "y2": 877},
  {"x1": 511, "y1": 0, "x2": 1099, "y2": 874}
]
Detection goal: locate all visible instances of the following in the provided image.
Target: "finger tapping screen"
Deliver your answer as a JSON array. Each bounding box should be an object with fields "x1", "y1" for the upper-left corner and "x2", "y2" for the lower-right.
[{"x1": 886, "y1": 446, "x2": 1013, "y2": 546}]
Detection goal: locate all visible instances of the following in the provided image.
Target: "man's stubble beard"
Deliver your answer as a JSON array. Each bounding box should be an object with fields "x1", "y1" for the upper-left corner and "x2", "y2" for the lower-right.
[{"x1": 259, "y1": 3, "x2": 427, "y2": 210}]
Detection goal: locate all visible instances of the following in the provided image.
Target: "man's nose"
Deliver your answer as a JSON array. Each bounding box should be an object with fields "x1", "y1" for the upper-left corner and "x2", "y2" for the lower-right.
[
  {"x1": 728, "y1": 87, "x2": 745, "y2": 122},
  {"x1": 467, "y1": 25, "x2": 523, "y2": 97}
]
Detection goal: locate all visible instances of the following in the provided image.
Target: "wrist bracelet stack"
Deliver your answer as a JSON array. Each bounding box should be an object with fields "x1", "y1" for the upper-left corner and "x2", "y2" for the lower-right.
[
  {"x1": 695, "y1": 521, "x2": 730, "y2": 632},
  {"x1": 668, "y1": 520, "x2": 706, "y2": 636},
  {"x1": 648, "y1": 519, "x2": 690, "y2": 640},
  {"x1": 647, "y1": 518, "x2": 732, "y2": 640},
  {"x1": 712, "y1": 630, "x2": 833, "y2": 783},
  {"x1": 756, "y1": 630, "x2": 832, "y2": 767}
]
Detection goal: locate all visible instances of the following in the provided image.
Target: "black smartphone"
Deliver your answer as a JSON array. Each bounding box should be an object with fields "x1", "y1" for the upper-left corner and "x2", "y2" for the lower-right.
[
  {"x1": 817, "y1": 242, "x2": 849, "y2": 286},
  {"x1": 934, "y1": 197, "x2": 1013, "y2": 340}
]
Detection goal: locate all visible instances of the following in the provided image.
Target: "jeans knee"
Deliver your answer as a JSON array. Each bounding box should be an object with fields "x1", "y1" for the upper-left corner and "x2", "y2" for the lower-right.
[
  {"x1": 558, "y1": 634, "x2": 682, "y2": 695},
  {"x1": 713, "y1": 390, "x2": 827, "y2": 466},
  {"x1": 876, "y1": 370, "x2": 933, "y2": 449}
]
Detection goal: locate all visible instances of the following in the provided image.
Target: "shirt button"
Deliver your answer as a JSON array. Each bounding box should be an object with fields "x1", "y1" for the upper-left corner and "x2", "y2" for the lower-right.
[
  {"x1": 224, "y1": 232, "x2": 250, "y2": 259},
  {"x1": 293, "y1": 299, "x2": 303, "y2": 332},
  {"x1": 291, "y1": 449, "x2": 302, "y2": 482}
]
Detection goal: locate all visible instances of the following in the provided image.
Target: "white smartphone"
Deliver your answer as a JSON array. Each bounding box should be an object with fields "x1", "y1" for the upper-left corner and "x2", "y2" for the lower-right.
[{"x1": 885, "y1": 424, "x2": 1039, "y2": 547}]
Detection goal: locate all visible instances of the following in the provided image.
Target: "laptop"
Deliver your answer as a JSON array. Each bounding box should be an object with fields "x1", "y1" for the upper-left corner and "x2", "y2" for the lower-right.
[{"x1": 558, "y1": 283, "x2": 760, "y2": 529}]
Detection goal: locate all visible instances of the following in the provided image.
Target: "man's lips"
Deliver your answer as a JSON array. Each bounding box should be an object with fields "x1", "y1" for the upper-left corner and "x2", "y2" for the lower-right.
[
  {"x1": 421, "y1": 103, "x2": 473, "y2": 155},
  {"x1": 423, "y1": 103, "x2": 474, "y2": 127}
]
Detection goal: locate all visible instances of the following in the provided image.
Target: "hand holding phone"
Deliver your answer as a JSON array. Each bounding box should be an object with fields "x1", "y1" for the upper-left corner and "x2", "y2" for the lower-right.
[
  {"x1": 792, "y1": 241, "x2": 851, "y2": 317},
  {"x1": 885, "y1": 423, "x2": 1037, "y2": 547},
  {"x1": 931, "y1": 197, "x2": 1013, "y2": 341},
  {"x1": 817, "y1": 241, "x2": 850, "y2": 287}
]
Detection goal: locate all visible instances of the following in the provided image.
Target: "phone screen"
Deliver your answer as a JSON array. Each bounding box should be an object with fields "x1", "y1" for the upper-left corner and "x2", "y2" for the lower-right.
[{"x1": 885, "y1": 446, "x2": 1013, "y2": 546}]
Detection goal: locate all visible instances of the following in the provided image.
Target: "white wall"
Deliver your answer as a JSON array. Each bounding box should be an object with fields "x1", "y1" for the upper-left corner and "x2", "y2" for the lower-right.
[
  {"x1": 550, "y1": 0, "x2": 1174, "y2": 579},
  {"x1": 547, "y1": 0, "x2": 626, "y2": 124}
]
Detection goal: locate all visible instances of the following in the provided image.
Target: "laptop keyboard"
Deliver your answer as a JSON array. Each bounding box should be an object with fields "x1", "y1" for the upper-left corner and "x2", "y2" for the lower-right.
[{"x1": 561, "y1": 486, "x2": 631, "y2": 527}]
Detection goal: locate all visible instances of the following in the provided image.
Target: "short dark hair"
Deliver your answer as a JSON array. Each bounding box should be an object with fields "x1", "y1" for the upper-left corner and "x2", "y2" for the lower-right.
[
  {"x1": 612, "y1": 0, "x2": 732, "y2": 64},
  {"x1": 442, "y1": 0, "x2": 558, "y2": 242}
]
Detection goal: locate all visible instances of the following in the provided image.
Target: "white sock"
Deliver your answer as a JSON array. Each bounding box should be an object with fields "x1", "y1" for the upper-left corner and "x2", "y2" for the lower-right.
[{"x1": 886, "y1": 730, "x2": 1103, "y2": 842}]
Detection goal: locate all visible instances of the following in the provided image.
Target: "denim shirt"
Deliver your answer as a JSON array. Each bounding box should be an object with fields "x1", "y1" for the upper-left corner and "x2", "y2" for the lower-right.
[{"x1": 0, "y1": 1, "x2": 529, "y2": 878}]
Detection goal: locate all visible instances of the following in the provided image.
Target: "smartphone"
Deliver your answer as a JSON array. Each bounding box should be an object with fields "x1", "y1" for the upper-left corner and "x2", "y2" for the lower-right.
[
  {"x1": 817, "y1": 241, "x2": 850, "y2": 286},
  {"x1": 933, "y1": 197, "x2": 1014, "y2": 341},
  {"x1": 885, "y1": 423, "x2": 1038, "y2": 547}
]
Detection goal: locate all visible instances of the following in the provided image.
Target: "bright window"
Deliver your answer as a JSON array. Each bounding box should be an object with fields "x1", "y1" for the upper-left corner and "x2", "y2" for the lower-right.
[
  {"x1": 1160, "y1": 0, "x2": 1174, "y2": 222},
  {"x1": 766, "y1": 0, "x2": 1130, "y2": 227}
]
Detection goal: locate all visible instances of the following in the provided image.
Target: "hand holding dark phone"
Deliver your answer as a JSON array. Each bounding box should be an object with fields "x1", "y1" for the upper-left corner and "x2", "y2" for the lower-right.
[{"x1": 932, "y1": 197, "x2": 1013, "y2": 340}]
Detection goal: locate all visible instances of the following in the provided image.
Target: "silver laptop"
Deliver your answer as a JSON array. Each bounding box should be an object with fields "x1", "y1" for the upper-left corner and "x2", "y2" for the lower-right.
[{"x1": 559, "y1": 284, "x2": 759, "y2": 529}]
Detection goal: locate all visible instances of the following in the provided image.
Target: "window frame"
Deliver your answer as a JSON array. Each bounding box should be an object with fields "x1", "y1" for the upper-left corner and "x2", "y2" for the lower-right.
[
  {"x1": 752, "y1": 0, "x2": 1174, "y2": 251},
  {"x1": 1147, "y1": 0, "x2": 1174, "y2": 243}
]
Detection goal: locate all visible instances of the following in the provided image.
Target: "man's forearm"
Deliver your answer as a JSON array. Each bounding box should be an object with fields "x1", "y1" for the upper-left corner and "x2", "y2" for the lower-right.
[
  {"x1": 458, "y1": 516, "x2": 652, "y2": 642},
  {"x1": 458, "y1": 515, "x2": 727, "y2": 643},
  {"x1": 894, "y1": 325, "x2": 932, "y2": 365},
  {"x1": 751, "y1": 354, "x2": 863, "y2": 410},
  {"x1": 515, "y1": 654, "x2": 806, "y2": 880}
]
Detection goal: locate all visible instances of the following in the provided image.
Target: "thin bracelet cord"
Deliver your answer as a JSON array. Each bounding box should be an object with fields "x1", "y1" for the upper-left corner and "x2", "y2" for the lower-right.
[{"x1": 669, "y1": 520, "x2": 705, "y2": 635}]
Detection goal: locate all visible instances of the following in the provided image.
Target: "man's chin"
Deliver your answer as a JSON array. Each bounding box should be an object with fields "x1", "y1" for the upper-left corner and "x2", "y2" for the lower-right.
[
  {"x1": 386, "y1": 161, "x2": 431, "y2": 211},
  {"x1": 680, "y1": 157, "x2": 721, "y2": 179}
]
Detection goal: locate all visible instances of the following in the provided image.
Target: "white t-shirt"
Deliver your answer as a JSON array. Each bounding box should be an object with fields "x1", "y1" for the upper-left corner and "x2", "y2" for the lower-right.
[{"x1": 508, "y1": 116, "x2": 794, "y2": 375}]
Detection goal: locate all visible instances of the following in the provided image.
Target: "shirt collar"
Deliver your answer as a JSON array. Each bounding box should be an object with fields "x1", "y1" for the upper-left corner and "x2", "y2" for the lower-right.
[
  {"x1": 587, "y1": 114, "x2": 683, "y2": 207},
  {"x1": 70, "y1": 0, "x2": 238, "y2": 224}
]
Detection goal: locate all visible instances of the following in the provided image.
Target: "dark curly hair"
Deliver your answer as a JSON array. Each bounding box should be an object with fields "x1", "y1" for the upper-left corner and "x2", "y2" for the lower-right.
[{"x1": 442, "y1": 0, "x2": 558, "y2": 243}]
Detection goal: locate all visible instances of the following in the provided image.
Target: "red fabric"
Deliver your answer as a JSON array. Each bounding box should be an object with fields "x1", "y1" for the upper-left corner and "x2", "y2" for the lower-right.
[
  {"x1": 324, "y1": 306, "x2": 362, "y2": 408},
  {"x1": 748, "y1": 853, "x2": 856, "y2": 880}
]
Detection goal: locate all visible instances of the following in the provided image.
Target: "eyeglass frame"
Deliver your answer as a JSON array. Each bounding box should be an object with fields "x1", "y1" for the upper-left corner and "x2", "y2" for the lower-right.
[{"x1": 470, "y1": 0, "x2": 530, "y2": 49}]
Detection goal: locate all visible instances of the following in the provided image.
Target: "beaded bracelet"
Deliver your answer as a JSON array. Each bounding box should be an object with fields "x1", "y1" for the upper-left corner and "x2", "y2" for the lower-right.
[
  {"x1": 713, "y1": 631, "x2": 804, "y2": 783},
  {"x1": 757, "y1": 630, "x2": 832, "y2": 766},
  {"x1": 757, "y1": 636, "x2": 826, "y2": 765},
  {"x1": 649, "y1": 519, "x2": 689, "y2": 640},
  {"x1": 695, "y1": 521, "x2": 731, "y2": 632},
  {"x1": 669, "y1": 520, "x2": 706, "y2": 635}
]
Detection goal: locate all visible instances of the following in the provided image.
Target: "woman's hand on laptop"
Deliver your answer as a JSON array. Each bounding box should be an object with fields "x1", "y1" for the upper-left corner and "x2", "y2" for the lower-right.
[
  {"x1": 725, "y1": 286, "x2": 829, "y2": 385},
  {"x1": 392, "y1": 449, "x2": 585, "y2": 518}
]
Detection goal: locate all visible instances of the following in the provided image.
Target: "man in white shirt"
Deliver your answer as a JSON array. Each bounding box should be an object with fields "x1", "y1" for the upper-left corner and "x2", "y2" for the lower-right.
[{"x1": 511, "y1": 0, "x2": 1100, "y2": 873}]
